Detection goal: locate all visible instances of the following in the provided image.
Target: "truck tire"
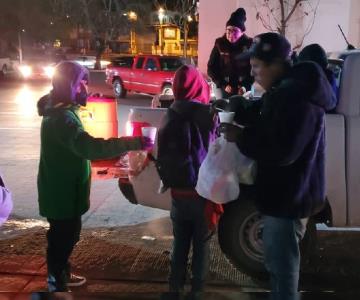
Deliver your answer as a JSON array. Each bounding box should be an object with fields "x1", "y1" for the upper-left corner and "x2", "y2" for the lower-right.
[
  {"x1": 113, "y1": 78, "x2": 127, "y2": 99},
  {"x1": 161, "y1": 84, "x2": 173, "y2": 96},
  {"x1": 218, "y1": 198, "x2": 317, "y2": 280},
  {"x1": 0, "y1": 65, "x2": 8, "y2": 78}
]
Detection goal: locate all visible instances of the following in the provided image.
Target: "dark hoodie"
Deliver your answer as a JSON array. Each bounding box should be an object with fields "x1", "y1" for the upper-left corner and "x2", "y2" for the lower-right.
[
  {"x1": 237, "y1": 62, "x2": 337, "y2": 218},
  {"x1": 157, "y1": 65, "x2": 217, "y2": 189}
]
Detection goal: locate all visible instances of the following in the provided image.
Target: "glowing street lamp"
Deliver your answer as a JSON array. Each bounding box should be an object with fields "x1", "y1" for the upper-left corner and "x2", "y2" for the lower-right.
[
  {"x1": 128, "y1": 11, "x2": 137, "y2": 21},
  {"x1": 127, "y1": 11, "x2": 138, "y2": 54},
  {"x1": 158, "y1": 8, "x2": 165, "y2": 54}
]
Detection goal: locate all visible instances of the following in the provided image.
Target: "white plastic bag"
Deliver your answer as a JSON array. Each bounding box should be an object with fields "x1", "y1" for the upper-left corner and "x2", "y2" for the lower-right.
[{"x1": 196, "y1": 136, "x2": 256, "y2": 204}]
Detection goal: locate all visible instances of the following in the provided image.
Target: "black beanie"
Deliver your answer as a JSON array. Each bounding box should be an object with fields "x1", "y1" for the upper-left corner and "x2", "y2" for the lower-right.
[{"x1": 226, "y1": 8, "x2": 247, "y2": 31}]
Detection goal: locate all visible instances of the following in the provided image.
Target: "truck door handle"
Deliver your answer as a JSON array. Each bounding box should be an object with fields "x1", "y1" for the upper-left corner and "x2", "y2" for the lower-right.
[{"x1": 130, "y1": 72, "x2": 134, "y2": 76}]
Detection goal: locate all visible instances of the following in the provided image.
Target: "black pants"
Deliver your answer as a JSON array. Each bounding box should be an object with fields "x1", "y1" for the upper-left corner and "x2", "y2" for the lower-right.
[
  {"x1": 46, "y1": 217, "x2": 82, "y2": 290},
  {"x1": 169, "y1": 197, "x2": 212, "y2": 292}
]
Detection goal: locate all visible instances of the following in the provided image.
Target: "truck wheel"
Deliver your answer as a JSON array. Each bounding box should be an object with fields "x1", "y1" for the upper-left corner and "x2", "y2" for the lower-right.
[
  {"x1": 218, "y1": 199, "x2": 266, "y2": 279},
  {"x1": 161, "y1": 84, "x2": 173, "y2": 96},
  {"x1": 218, "y1": 198, "x2": 317, "y2": 280},
  {"x1": 113, "y1": 78, "x2": 127, "y2": 99},
  {"x1": 0, "y1": 65, "x2": 8, "y2": 78}
]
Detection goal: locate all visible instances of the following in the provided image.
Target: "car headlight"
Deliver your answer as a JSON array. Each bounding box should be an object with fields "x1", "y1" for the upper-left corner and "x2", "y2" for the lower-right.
[
  {"x1": 19, "y1": 65, "x2": 32, "y2": 78},
  {"x1": 44, "y1": 66, "x2": 55, "y2": 78},
  {"x1": 100, "y1": 60, "x2": 111, "y2": 68}
]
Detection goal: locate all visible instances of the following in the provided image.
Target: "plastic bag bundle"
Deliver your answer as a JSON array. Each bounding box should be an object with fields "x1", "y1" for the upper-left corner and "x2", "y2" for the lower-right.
[{"x1": 196, "y1": 136, "x2": 256, "y2": 204}]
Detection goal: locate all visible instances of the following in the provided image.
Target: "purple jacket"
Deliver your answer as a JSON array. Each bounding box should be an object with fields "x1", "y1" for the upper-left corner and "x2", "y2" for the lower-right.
[{"x1": 157, "y1": 100, "x2": 217, "y2": 189}]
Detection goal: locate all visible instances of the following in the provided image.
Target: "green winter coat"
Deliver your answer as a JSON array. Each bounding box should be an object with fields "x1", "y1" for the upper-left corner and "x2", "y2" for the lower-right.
[{"x1": 37, "y1": 100, "x2": 142, "y2": 219}]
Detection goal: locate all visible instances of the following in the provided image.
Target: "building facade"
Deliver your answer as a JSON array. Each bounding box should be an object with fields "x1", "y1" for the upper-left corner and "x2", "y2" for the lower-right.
[{"x1": 198, "y1": 0, "x2": 360, "y2": 73}]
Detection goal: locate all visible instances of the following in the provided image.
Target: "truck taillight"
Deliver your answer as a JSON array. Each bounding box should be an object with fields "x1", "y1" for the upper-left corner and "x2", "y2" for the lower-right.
[{"x1": 125, "y1": 121, "x2": 151, "y2": 136}]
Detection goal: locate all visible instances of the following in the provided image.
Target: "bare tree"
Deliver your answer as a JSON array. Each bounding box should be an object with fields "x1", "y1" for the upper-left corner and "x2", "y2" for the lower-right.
[{"x1": 254, "y1": 0, "x2": 319, "y2": 49}]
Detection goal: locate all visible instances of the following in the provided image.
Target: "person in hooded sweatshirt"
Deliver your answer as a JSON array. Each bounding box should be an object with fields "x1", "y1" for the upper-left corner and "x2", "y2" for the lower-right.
[
  {"x1": 157, "y1": 65, "x2": 221, "y2": 296},
  {"x1": 298, "y1": 43, "x2": 339, "y2": 109},
  {"x1": 222, "y1": 33, "x2": 336, "y2": 300},
  {"x1": 37, "y1": 61, "x2": 153, "y2": 292},
  {"x1": 207, "y1": 7, "x2": 253, "y2": 98}
]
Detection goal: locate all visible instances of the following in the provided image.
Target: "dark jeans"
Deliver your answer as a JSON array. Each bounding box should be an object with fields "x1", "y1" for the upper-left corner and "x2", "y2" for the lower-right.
[
  {"x1": 263, "y1": 216, "x2": 308, "y2": 300},
  {"x1": 169, "y1": 196, "x2": 212, "y2": 292},
  {"x1": 46, "y1": 217, "x2": 82, "y2": 291}
]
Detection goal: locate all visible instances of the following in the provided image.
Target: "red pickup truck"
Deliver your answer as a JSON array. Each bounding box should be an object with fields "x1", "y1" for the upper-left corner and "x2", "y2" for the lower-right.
[{"x1": 105, "y1": 55, "x2": 185, "y2": 99}]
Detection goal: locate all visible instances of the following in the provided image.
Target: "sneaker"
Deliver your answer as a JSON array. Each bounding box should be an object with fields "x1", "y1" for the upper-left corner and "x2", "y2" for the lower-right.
[
  {"x1": 67, "y1": 273, "x2": 86, "y2": 287},
  {"x1": 47, "y1": 274, "x2": 71, "y2": 292}
]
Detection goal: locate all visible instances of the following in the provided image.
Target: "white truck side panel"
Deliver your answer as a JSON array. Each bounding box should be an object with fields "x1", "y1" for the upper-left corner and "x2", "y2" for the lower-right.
[
  {"x1": 337, "y1": 53, "x2": 360, "y2": 116},
  {"x1": 345, "y1": 117, "x2": 360, "y2": 226},
  {"x1": 325, "y1": 114, "x2": 347, "y2": 226},
  {"x1": 130, "y1": 161, "x2": 171, "y2": 211}
]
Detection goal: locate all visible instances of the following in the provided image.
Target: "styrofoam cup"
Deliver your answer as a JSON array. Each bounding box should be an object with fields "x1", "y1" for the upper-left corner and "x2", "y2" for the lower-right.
[
  {"x1": 141, "y1": 126, "x2": 157, "y2": 143},
  {"x1": 218, "y1": 112, "x2": 235, "y2": 124}
]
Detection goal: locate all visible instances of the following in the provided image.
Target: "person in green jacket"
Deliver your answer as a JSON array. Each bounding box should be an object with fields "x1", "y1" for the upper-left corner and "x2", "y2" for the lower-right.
[{"x1": 37, "y1": 61, "x2": 152, "y2": 292}]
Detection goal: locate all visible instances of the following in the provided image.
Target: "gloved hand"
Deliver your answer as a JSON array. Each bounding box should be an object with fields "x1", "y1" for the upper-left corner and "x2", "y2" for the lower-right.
[{"x1": 141, "y1": 136, "x2": 154, "y2": 151}]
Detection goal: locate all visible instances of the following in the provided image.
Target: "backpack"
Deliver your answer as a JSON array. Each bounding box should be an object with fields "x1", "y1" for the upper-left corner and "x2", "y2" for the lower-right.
[{"x1": 156, "y1": 108, "x2": 205, "y2": 189}]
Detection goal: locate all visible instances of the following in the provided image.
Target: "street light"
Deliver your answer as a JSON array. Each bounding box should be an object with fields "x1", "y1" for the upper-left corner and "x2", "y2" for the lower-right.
[
  {"x1": 18, "y1": 29, "x2": 25, "y2": 64},
  {"x1": 184, "y1": 15, "x2": 194, "y2": 58},
  {"x1": 127, "y1": 11, "x2": 138, "y2": 54},
  {"x1": 158, "y1": 8, "x2": 165, "y2": 54}
]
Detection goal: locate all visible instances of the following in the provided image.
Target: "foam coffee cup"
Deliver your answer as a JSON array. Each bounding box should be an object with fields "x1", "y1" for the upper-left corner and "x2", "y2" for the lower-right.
[
  {"x1": 218, "y1": 112, "x2": 235, "y2": 124},
  {"x1": 141, "y1": 126, "x2": 157, "y2": 143}
]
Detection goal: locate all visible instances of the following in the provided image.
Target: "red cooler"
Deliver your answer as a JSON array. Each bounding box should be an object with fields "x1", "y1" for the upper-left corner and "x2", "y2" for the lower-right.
[
  {"x1": 80, "y1": 95, "x2": 123, "y2": 179},
  {"x1": 81, "y1": 95, "x2": 118, "y2": 138}
]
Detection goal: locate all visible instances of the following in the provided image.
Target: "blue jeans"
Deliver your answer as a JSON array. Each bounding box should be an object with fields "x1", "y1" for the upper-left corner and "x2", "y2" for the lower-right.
[
  {"x1": 169, "y1": 196, "x2": 212, "y2": 292},
  {"x1": 263, "y1": 216, "x2": 308, "y2": 300}
]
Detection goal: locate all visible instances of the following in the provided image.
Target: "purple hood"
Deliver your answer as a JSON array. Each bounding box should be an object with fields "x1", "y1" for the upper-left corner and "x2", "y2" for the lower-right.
[{"x1": 50, "y1": 61, "x2": 89, "y2": 105}]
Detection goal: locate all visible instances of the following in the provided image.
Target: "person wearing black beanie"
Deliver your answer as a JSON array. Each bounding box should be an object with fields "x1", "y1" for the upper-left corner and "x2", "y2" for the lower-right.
[
  {"x1": 298, "y1": 44, "x2": 339, "y2": 105},
  {"x1": 207, "y1": 7, "x2": 253, "y2": 98}
]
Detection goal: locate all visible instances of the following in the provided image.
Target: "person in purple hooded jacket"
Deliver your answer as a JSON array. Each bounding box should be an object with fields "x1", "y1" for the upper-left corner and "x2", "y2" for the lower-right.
[
  {"x1": 37, "y1": 61, "x2": 153, "y2": 292},
  {"x1": 157, "y1": 65, "x2": 220, "y2": 296},
  {"x1": 223, "y1": 33, "x2": 336, "y2": 299}
]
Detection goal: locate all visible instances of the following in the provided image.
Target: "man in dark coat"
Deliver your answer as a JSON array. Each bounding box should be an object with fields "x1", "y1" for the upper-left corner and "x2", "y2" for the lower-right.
[
  {"x1": 223, "y1": 33, "x2": 337, "y2": 299},
  {"x1": 207, "y1": 7, "x2": 253, "y2": 98}
]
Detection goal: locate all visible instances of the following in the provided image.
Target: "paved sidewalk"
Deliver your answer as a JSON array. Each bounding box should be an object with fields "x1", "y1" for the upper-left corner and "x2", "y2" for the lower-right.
[{"x1": 0, "y1": 217, "x2": 262, "y2": 295}]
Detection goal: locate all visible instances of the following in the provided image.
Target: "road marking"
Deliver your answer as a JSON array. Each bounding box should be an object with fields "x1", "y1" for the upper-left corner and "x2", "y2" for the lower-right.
[
  {"x1": 0, "y1": 112, "x2": 26, "y2": 115},
  {"x1": 0, "y1": 127, "x2": 38, "y2": 130}
]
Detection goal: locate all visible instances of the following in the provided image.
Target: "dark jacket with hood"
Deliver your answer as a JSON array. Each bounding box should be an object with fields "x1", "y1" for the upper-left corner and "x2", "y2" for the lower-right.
[
  {"x1": 157, "y1": 65, "x2": 217, "y2": 189},
  {"x1": 237, "y1": 62, "x2": 337, "y2": 218},
  {"x1": 37, "y1": 62, "x2": 142, "y2": 219},
  {"x1": 207, "y1": 34, "x2": 253, "y2": 93}
]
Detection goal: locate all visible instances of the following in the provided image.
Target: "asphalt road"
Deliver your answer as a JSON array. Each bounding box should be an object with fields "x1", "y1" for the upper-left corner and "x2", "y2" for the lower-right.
[{"x1": 0, "y1": 71, "x2": 169, "y2": 229}]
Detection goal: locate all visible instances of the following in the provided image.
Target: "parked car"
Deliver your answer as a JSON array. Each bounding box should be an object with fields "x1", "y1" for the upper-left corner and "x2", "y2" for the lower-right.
[
  {"x1": 109, "y1": 51, "x2": 360, "y2": 279},
  {"x1": 105, "y1": 55, "x2": 186, "y2": 99},
  {"x1": 73, "y1": 55, "x2": 110, "y2": 69}
]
